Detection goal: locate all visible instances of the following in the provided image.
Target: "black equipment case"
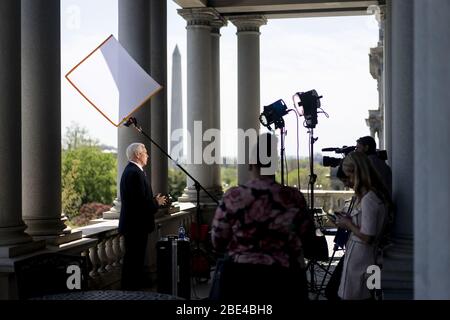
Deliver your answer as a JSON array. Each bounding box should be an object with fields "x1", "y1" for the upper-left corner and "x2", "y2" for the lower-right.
[{"x1": 156, "y1": 235, "x2": 191, "y2": 299}]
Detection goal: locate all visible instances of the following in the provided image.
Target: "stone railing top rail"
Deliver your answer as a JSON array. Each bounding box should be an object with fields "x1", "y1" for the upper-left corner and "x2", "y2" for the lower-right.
[
  {"x1": 74, "y1": 220, "x2": 119, "y2": 239},
  {"x1": 74, "y1": 206, "x2": 197, "y2": 239},
  {"x1": 300, "y1": 190, "x2": 354, "y2": 195}
]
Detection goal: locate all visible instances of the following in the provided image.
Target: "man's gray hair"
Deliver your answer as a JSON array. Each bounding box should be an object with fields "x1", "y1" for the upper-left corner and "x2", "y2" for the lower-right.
[{"x1": 126, "y1": 143, "x2": 145, "y2": 161}]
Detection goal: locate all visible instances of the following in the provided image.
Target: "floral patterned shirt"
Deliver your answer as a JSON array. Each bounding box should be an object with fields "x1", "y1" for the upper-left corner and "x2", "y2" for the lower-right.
[{"x1": 211, "y1": 178, "x2": 312, "y2": 268}]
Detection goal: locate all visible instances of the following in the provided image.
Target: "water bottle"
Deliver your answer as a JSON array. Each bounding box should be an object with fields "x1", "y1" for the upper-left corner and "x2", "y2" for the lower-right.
[{"x1": 178, "y1": 224, "x2": 186, "y2": 240}]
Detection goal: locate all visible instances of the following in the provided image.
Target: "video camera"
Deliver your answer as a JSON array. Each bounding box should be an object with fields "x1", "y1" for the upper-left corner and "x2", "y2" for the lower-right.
[
  {"x1": 322, "y1": 146, "x2": 355, "y2": 167},
  {"x1": 375, "y1": 150, "x2": 388, "y2": 161},
  {"x1": 322, "y1": 145, "x2": 389, "y2": 167}
]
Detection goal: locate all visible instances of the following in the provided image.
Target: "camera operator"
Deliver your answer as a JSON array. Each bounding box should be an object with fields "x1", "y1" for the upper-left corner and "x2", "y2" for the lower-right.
[{"x1": 356, "y1": 136, "x2": 392, "y2": 196}]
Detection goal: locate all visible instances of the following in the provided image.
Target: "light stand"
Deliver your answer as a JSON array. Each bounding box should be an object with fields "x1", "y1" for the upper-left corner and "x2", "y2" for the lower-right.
[
  {"x1": 259, "y1": 99, "x2": 289, "y2": 186},
  {"x1": 304, "y1": 127, "x2": 326, "y2": 295},
  {"x1": 294, "y1": 90, "x2": 328, "y2": 297},
  {"x1": 124, "y1": 117, "x2": 219, "y2": 277},
  {"x1": 280, "y1": 126, "x2": 286, "y2": 186},
  {"x1": 308, "y1": 128, "x2": 318, "y2": 212},
  {"x1": 260, "y1": 92, "x2": 327, "y2": 297}
]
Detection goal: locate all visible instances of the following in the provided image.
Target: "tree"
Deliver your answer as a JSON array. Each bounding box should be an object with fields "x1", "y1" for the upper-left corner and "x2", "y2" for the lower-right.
[
  {"x1": 168, "y1": 168, "x2": 186, "y2": 199},
  {"x1": 63, "y1": 122, "x2": 99, "y2": 150},
  {"x1": 62, "y1": 146, "x2": 117, "y2": 205},
  {"x1": 277, "y1": 158, "x2": 331, "y2": 190},
  {"x1": 221, "y1": 166, "x2": 237, "y2": 190},
  {"x1": 61, "y1": 158, "x2": 82, "y2": 219}
]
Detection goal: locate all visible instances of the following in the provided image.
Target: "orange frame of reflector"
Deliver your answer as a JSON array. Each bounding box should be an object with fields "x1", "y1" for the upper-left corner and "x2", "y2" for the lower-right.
[{"x1": 65, "y1": 34, "x2": 163, "y2": 127}]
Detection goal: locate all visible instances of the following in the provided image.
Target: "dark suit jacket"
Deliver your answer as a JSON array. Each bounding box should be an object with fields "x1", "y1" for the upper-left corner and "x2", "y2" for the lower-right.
[{"x1": 118, "y1": 162, "x2": 158, "y2": 235}]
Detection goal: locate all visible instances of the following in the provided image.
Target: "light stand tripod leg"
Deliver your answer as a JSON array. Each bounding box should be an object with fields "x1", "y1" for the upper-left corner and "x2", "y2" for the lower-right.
[
  {"x1": 310, "y1": 260, "x2": 316, "y2": 294},
  {"x1": 195, "y1": 181, "x2": 201, "y2": 251},
  {"x1": 305, "y1": 128, "x2": 322, "y2": 297},
  {"x1": 316, "y1": 246, "x2": 338, "y2": 300},
  {"x1": 280, "y1": 127, "x2": 285, "y2": 186}
]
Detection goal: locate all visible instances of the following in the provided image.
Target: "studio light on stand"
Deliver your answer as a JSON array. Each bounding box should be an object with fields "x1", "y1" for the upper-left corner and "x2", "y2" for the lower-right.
[
  {"x1": 259, "y1": 99, "x2": 289, "y2": 185},
  {"x1": 295, "y1": 89, "x2": 323, "y2": 129},
  {"x1": 259, "y1": 99, "x2": 289, "y2": 131},
  {"x1": 293, "y1": 89, "x2": 330, "y2": 297},
  {"x1": 293, "y1": 89, "x2": 323, "y2": 211}
]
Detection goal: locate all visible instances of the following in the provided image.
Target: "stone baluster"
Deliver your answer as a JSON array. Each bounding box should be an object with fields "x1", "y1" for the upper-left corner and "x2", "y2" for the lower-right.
[
  {"x1": 104, "y1": 238, "x2": 115, "y2": 272},
  {"x1": 81, "y1": 249, "x2": 91, "y2": 280},
  {"x1": 89, "y1": 244, "x2": 100, "y2": 278},
  {"x1": 96, "y1": 240, "x2": 107, "y2": 273},
  {"x1": 119, "y1": 236, "x2": 126, "y2": 264},
  {"x1": 112, "y1": 235, "x2": 122, "y2": 267},
  {"x1": 329, "y1": 196, "x2": 337, "y2": 214}
]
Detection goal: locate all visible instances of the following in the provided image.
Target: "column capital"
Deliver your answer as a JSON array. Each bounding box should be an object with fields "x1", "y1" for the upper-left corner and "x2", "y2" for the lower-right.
[
  {"x1": 177, "y1": 8, "x2": 221, "y2": 27},
  {"x1": 370, "y1": 46, "x2": 384, "y2": 80},
  {"x1": 367, "y1": 4, "x2": 385, "y2": 25},
  {"x1": 230, "y1": 15, "x2": 267, "y2": 33},
  {"x1": 377, "y1": 5, "x2": 386, "y2": 24},
  {"x1": 211, "y1": 18, "x2": 227, "y2": 35}
]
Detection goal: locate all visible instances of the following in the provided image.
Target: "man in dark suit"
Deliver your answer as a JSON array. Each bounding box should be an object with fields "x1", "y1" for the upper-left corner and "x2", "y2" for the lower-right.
[{"x1": 119, "y1": 142, "x2": 167, "y2": 290}]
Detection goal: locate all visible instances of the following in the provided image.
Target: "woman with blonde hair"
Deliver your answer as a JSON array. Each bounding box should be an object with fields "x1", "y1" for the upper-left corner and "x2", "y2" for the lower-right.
[{"x1": 335, "y1": 151, "x2": 392, "y2": 300}]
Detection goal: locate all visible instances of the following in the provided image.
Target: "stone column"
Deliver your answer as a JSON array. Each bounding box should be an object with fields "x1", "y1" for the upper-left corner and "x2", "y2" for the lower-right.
[
  {"x1": 378, "y1": 5, "x2": 386, "y2": 150},
  {"x1": 178, "y1": 8, "x2": 222, "y2": 205},
  {"x1": 384, "y1": 1, "x2": 393, "y2": 165},
  {"x1": 105, "y1": 0, "x2": 152, "y2": 219},
  {"x1": 381, "y1": 0, "x2": 414, "y2": 300},
  {"x1": 0, "y1": 0, "x2": 46, "y2": 259},
  {"x1": 230, "y1": 16, "x2": 267, "y2": 185},
  {"x1": 210, "y1": 19, "x2": 226, "y2": 197},
  {"x1": 413, "y1": 0, "x2": 450, "y2": 299},
  {"x1": 21, "y1": 0, "x2": 79, "y2": 243},
  {"x1": 150, "y1": 0, "x2": 168, "y2": 197}
]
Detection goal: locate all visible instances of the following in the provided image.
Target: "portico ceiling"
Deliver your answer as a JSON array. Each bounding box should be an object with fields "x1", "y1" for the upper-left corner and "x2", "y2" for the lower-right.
[{"x1": 174, "y1": 0, "x2": 384, "y2": 18}]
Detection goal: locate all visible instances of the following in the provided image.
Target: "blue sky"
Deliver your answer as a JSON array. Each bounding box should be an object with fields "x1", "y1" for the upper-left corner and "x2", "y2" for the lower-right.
[{"x1": 61, "y1": 0, "x2": 379, "y2": 157}]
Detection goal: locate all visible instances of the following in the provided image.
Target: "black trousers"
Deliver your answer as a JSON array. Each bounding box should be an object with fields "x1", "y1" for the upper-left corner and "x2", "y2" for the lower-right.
[
  {"x1": 121, "y1": 232, "x2": 149, "y2": 290},
  {"x1": 220, "y1": 262, "x2": 309, "y2": 302}
]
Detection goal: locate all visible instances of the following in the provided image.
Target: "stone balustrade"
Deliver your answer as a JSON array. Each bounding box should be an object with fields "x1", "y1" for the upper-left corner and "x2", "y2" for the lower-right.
[
  {"x1": 6, "y1": 192, "x2": 348, "y2": 295},
  {"x1": 1, "y1": 193, "x2": 351, "y2": 298},
  {"x1": 67, "y1": 191, "x2": 353, "y2": 285},
  {"x1": 300, "y1": 190, "x2": 354, "y2": 228},
  {"x1": 308, "y1": 190, "x2": 354, "y2": 214},
  {"x1": 68, "y1": 203, "x2": 196, "y2": 290}
]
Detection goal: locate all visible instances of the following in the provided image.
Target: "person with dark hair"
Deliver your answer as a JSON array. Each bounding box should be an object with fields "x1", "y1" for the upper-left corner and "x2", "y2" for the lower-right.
[
  {"x1": 210, "y1": 133, "x2": 315, "y2": 301},
  {"x1": 356, "y1": 136, "x2": 392, "y2": 195},
  {"x1": 335, "y1": 152, "x2": 393, "y2": 299},
  {"x1": 356, "y1": 136, "x2": 377, "y2": 154}
]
